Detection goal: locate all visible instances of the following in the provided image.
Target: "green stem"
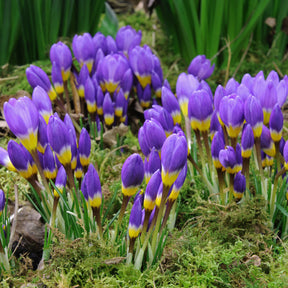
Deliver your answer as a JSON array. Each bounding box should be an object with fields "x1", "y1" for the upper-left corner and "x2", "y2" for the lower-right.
[
  {"x1": 140, "y1": 210, "x2": 151, "y2": 244},
  {"x1": 151, "y1": 185, "x2": 170, "y2": 254},
  {"x1": 159, "y1": 200, "x2": 174, "y2": 235},
  {"x1": 242, "y1": 157, "x2": 250, "y2": 197},
  {"x1": 202, "y1": 131, "x2": 212, "y2": 172},
  {"x1": 51, "y1": 196, "x2": 59, "y2": 228},
  {"x1": 217, "y1": 168, "x2": 226, "y2": 205},
  {"x1": 92, "y1": 207, "x2": 103, "y2": 239},
  {"x1": 229, "y1": 173, "x2": 235, "y2": 203}
]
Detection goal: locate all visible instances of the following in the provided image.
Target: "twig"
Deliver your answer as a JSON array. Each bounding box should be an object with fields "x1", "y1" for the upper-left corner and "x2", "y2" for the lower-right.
[
  {"x1": 8, "y1": 185, "x2": 19, "y2": 250},
  {"x1": 164, "y1": 58, "x2": 180, "y2": 80},
  {"x1": 272, "y1": 62, "x2": 284, "y2": 78},
  {"x1": 0, "y1": 76, "x2": 19, "y2": 83},
  {"x1": 233, "y1": 33, "x2": 253, "y2": 78},
  {"x1": 224, "y1": 38, "x2": 231, "y2": 86}
]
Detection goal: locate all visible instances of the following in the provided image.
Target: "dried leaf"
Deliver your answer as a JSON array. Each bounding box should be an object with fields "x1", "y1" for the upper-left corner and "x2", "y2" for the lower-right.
[
  {"x1": 265, "y1": 17, "x2": 276, "y2": 28},
  {"x1": 104, "y1": 257, "x2": 126, "y2": 265}
]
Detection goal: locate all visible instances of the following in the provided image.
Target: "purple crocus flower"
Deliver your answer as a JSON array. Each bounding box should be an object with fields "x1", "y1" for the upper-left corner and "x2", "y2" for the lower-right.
[
  {"x1": 269, "y1": 104, "x2": 283, "y2": 142},
  {"x1": 128, "y1": 197, "x2": 142, "y2": 239},
  {"x1": 219, "y1": 94, "x2": 244, "y2": 138},
  {"x1": 0, "y1": 189, "x2": 5, "y2": 216},
  {"x1": 152, "y1": 71, "x2": 162, "y2": 99},
  {"x1": 219, "y1": 145, "x2": 242, "y2": 174},
  {"x1": 82, "y1": 164, "x2": 102, "y2": 208},
  {"x1": 143, "y1": 119, "x2": 167, "y2": 153},
  {"x1": 0, "y1": 147, "x2": 16, "y2": 171},
  {"x1": 210, "y1": 112, "x2": 221, "y2": 140},
  {"x1": 161, "y1": 133, "x2": 188, "y2": 187},
  {"x1": 144, "y1": 147, "x2": 161, "y2": 184},
  {"x1": 54, "y1": 165, "x2": 67, "y2": 198},
  {"x1": 276, "y1": 76, "x2": 288, "y2": 107},
  {"x1": 4, "y1": 97, "x2": 39, "y2": 152},
  {"x1": 161, "y1": 86, "x2": 182, "y2": 125},
  {"x1": 81, "y1": 172, "x2": 89, "y2": 201},
  {"x1": 37, "y1": 115, "x2": 48, "y2": 154},
  {"x1": 64, "y1": 114, "x2": 77, "y2": 146},
  {"x1": 225, "y1": 78, "x2": 239, "y2": 94},
  {"x1": 241, "y1": 124, "x2": 254, "y2": 158},
  {"x1": 176, "y1": 72, "x2": 200, "y2": 117},
  {"x1": 103, "y1": 93, "x2": 114, "y2": 127},
  {"x1": 51, "y1": 62, "x2": 64, "y2": 94},
  {"x1": 144, "y1": 105, "x2": 174, "y2": 136},
  {"x1": 188, "y1": 89, "x2": 213, "y2": 132},
  {"x1": 144, "y1": 169, "x2": 162, "y2": 211},
  {"x1": 7, "y1": 140, "x2": 33, "y2": 179},
  {"x1": 116, "y1": 25, "x2": 142, "y2": 55},
  {"x1": 97, "y1": 54, "x2": 130, "y2": 94},
  {"x1": 115, "y1": 89, "x2": 126, "y2": 118},
  {"x1": 138, "y1": 126, "x2": 150, "y2": 157},
  {"x1": 50, "y1": 41, "x2": 72, "y2": 81},
  {"x1": 106, "y1": 35, "x2": 117, "y2": 54},
  {"x1": 233, "y1": 172, "x2": 246, "y2": 200},
  {"x1": 283, "y1": 141, "x2": 288, "y2": 170},
  {"x1": 26, "y1": 65, "x2": 57, "y2": 101},
  {"x1": 211, "y1": 130, "x2": 225, "y2": 169},
  {"x1": 43, "y1": 144, "x2": 57, "y2": 180},
  {"x1": 244, "y1": 95, "x2": 263, "y2": 138},
  {"x1": 69, "y1": 129, "x2": 77, "y2": 171},
  {"x1": 260, "y1": 125, "x2": 276, "y2": 157},
  {"x1": 85, "y1": 76, "x2": 97, "y2": 114},
  {"x1": 79, "y1": 128, "x2": 91, "y2": 167},
  {"x1": 77, "y1": 64, "x2": 90, "y2": 98},
  {"x1": 93, "y1": 32, "x2": 107, "y2": 55},
  {"x1": 96, "y1": 86, "x2": 104, "y2": 116},
  {"x1": 168, "y1": 163, "x2": 187, "y2": 201},
  {"x1": 188, "y1": 55, "x2": 215, "y2": 80},
  {"x1": 214, "y1": 85, "x2": 229, "y2": 124},
  {"x1": 47, "y1": 115, "x2": 71, "y2": 166},
  {"x1": 74, "y1": 153, "x2": 83, "y2": 180},
  {"x1": 72, "y1": 33, "x2": 95, "y2": 73},
  {"x1": 32, "y1": 86, "x2": 53, "y2": 124},
  {"x1": 129, "y1": 45, "x2": 154, "y2": 88},
  {"x1": 121, "y1": 153, "x2": 144, "y2": 196}
]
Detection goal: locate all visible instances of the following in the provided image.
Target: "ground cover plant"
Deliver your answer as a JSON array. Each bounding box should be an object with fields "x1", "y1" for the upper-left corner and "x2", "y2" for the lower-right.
[{"x1": 1, "y1": 4, "x2": 288, "y2": 288}]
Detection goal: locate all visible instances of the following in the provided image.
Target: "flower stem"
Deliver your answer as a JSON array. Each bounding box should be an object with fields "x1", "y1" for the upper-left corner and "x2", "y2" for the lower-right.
[
  {"x1": 51, "y1": 196, "x2": 59, "y2": 228},
  {"x1": 217, "y1": 168, "x2": 226, "y2": 204},
  {"x1": 64, "y1": 80, "x2": 71, "y2": 113},
  {"x1": 159, "y1": 199, "x2": 174, "y2": 234},
  {"x1": 202, "y1": 131, "x2": 212, "y2": 172},
  {"x1": 229, "y1": 173, "x2": 235, "y2": 203},
  {"x1": 92, "y1": 207, "x2": 103, "y2": 239},
  {"x1": 140, "y1": 210, "x2": 151, "y2": 244}
]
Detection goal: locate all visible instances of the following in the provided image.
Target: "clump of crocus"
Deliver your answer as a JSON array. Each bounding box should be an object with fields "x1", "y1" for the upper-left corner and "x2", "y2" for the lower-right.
[{"x1": 78, "y1": 128, "x2": 91, "y2": 173}]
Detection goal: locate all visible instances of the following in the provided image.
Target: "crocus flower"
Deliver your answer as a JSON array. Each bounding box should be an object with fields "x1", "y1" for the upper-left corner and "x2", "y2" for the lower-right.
[
  {"x1": 64, "y1": 114, "x2": 77, "y2": 147},
  {"x1": 106, "y1": 35, "x2": 117, "y2": 54},
  {"x1": 96, "y1": 86, "x2": 104, "y2": 116},
  {"x1": 0, "y1": 147, "x2": 16, "y2": 172},
  {"x1": 32, "y1": 86, "x2": 53, "y2": 124},
  {"x1": 121, "y1": 154, "x2": 144, "y2": 196},
  {"x1": 54, "y1": 165, "x2": 67, "y2": 198},
  {"x1": 116, "y1": 25, "x2": 142, "y2": 55},
  {"x1": 219, "y1": 94, "x2": 244, "y2": 138},
  {"x1": 276, "y1": 76, "x2": 288, "y2": 107},
  {"x1": 211, "y1": 130, "x2": 225, "y2": 169},
  {"x1": 168, "y1": 163, "x2": 187, "y2": 201},
  {"x1": 244, "y1": 95, "x2": 263, "y2": 138},
  {"x1": 152, "y1": 71, "x2": 162, "y2": 98},
  {"x1": 7, "y1": 140, "x2": 33, "y2": 179},
  {"x1": 103, "y1": 93, "x2": 114, "y2": 127},
  {"x1": 188, "y1": 55, "x2": 215, "y2": 80},
  {"x1": 144, "y1": 147, "x2": 161, "y2": 184},
  {"x1": 0, "y1": 189, "x2": 5, "y2": 216},
  {"x1": 77, "y1": 65, "x2": 89, "y2": 98},
  {"x1": 137, "y1": 83, "x2": 152, "y2": 108},
  {"x1": 43, "y1": 144, "x2": 57, "y2": 180},
  {"x1": 161, "y1": 86, "x2": 182, "y2": 125},
  {"x1": 144, "y1": 169, "x2": 162, "y2": 211},
  {"x1": 74, "y1": 153, "x2": 83, "y2": 180},
  {"x1": 81, "y1": 172, "x2": 89, "y2": 202},
  {"x1": 47, "y1": 115, "x2": 71, "y2": 165},
  {"x1": 128, "y1": 198, "x2": 142, "y2": 239},
  {"x1": 210, "y1": 112, "x2": 221, "y2": 140},
  {"x1": 241, "y1": 124, "x2": 254, "y2": 158},
  {"x1": 233, "y1": 172, "x2": 246, "y2": 200},
  {"x1": 85, "y1": 76, "x2": 97, "y2": 114},
  {"x1": 269, "y1": 104, "x2": 283, "y2": 142},
  {"x1": 50, "y1": 41, "x2": 72, "y2": 81},
  {"x1": 69, "y1": 130, "x2": 77, "y2": 171},
  {"x1": 120, "y1": 69, "x2": 133, "y2": 100},
  {"x1": 176, "y1": 73, "x2": 200, "y2": 117},
  {"x1": 82, "y1": 164, "x2": 102, "y2": 208},
  {"x1": 260, "y1": 125, "x2": 276, "y2": 157},
  {"x1": 72, "y1": 33, "x2": 95, "y2": 73},
  {"x1": 79, "y1": 128, "x2": 91, "y2": 167},
  {"x1": 188, "y1": 89, "x2": 213, "y2": 132},
  {"x1": 143, "y1": 119, "x2": 166, "y2": 153},
  {"x1": 283, "y1": 141, "x2": 288, "y2": 170},
  {"x1": 129, "y1": 45, "x2": 154, "y2": 88},
  {"x1": 97, "y1": 54, "x2": 130, "y2": 93},
  {"x1": 93, "y1": 32, "x2": 107, "y2": 55},
  {"x1": 26, "y1": 65, "x2": 57, "y2": 101},
  {"x1": 144, "y1": 105, "x2": 174, "y2": 136},
  {"x1": 138, "y1": 126, "x2": 151, "y2": 157},
  {"x1": 161, "y1": 133, "x2": 188, "y2": 187},
  {"x1": 225, "y1": 78, "x2": 239, "y2": 94},
  {"x1": 219, "y1": 145, "x2": 242, "y2": 174},
  {"x1": 4, "y1": 97, "x2": 39, "y2": 152},
  {"x1": 115, "y1": 89, "x2": 126, "y2": 118},
  {"x1": 51, "y1": 62, "x2": 64, "y2": 94}
]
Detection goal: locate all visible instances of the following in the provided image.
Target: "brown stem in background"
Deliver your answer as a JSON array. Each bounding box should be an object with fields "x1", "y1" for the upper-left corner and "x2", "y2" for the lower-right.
[
  {"x1": 92, "y1": 207, "x2": 103, "y2": 239},
  {"x1": 64, "y1": 80, "x2": 71, "y2": 113}
]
